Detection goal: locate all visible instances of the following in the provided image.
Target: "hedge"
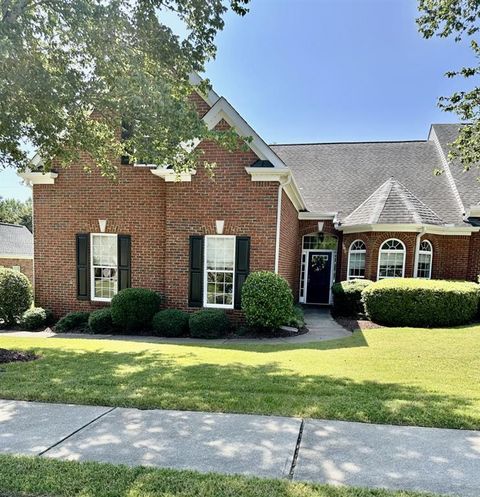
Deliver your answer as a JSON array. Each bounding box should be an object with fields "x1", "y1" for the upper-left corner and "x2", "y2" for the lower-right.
[
  {"x1": 152, "y1": 309, "x2": 189, "y2": 337},
  {"x1": 0, "y1": 268, "x2": 33, "y2": 326},
  {"x1": 111, "y1": 288, "x2": 162, "y2": 332},
  {"x1": 20, "y1": 307, "x2": 53, "y2": 330},
  {"x1": 189, "y1": 309, "x2": 230, "y2": 339},
  {"x1": 362, "y1": 278, "x2": 480, "y2": 327},
  {"x1": 88, "y1": 308, "x2": 115, "y2": 334},
  {"x1": 55, "y1": 311, "x2": 90, "y2": 333},
  {"x1": 332, "y1": 279, "x2": 373, "y2": 317},
  {"x1": 241, "y1": 271, "x2": 294, "y2": 330}
]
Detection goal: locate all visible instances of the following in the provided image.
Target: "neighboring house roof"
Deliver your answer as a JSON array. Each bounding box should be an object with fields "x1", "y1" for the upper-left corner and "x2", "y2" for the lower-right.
[
  {"x1": 0, "y1": 223, "x2": 33, "y2": 257},
  {"x1": 271, "y1": 139, "x2": 465, "y2": 226},
  {"x1": 342, "y1": 178, "x2": 445, "y2": 226}
]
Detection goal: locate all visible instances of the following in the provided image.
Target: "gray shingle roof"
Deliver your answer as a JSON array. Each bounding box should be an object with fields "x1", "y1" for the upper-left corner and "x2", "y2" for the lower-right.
[
  {"x1": 431, "y1": 124, "x2": 480, "y2": 210},
  {"x1": 342, "y1": 178, "x2": 445, "y2": 226},
  {"x1": 271, "y1": 139, "x2": 464, "y2": 225},
  {"x1": 0, "y1": 223, "x2": 33, "y2": 257}
]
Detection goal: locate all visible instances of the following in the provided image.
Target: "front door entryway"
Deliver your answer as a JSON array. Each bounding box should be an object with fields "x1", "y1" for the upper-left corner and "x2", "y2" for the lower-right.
[{"x1": 306, "y1": 251, "x2": 332, "y2": 304}]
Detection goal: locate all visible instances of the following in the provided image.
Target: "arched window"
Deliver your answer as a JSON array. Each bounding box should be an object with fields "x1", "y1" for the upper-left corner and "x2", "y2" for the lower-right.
[
  {"x1": 416, "y1": 240, "x2": 433, "y2": 279},
  {"x1": 347, "y1": 240, "x2": 366, "y2": 279},
  {"x1": 377, "y1": 239, "x2": 405, "y2": 279}
]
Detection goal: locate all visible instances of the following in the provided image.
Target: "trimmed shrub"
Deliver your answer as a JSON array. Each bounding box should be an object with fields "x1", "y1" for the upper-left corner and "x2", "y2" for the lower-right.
[
  {"x1": 332, "y1": 279, "x2": 373, "y2": 317},
  {"x1": 189, "y1": 309, "x2": 230, "y2": 339},
  {"x1": 0, "y1": 267, "x2": 33, "y2": 326},
  {"x1": 241, "y1": 271, "x2": 294, "y2": 330},
  {"x1": 111, "y1": 288, "x2": 162, "y2": 332},
  {"x1": 88, "y1": 308, "x2": 114, "y2": 334},
  {"x1": 152, "y1": 309, "x2": 189, "y2": 337},
  {"x1": 362, "y1": 278, "x2": 480, "y2": 327},
  {"x1": 55, "y1": 311, "x2": 90, "y2": 333},
  {"x1": 287, "y1": 305, "x2": 305, "y2": 329},
  {"x1": 20, "y1": 307, "x2": 49, "y2": 330}
]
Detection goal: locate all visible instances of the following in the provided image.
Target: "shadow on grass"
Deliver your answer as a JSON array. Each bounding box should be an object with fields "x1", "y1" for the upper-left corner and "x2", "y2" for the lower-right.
[{"x1": 0, "y1": 342, "x2": 478, "y2": 430}]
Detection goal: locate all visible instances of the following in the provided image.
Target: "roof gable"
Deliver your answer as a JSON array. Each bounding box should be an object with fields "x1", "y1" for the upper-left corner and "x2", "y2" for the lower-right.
[{"x1": 342, "y1": 178, "x2": 445, "y2": 227}]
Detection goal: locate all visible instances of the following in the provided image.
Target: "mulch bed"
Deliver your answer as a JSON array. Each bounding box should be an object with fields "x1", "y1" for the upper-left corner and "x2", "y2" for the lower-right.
[
  {"x1": 0, "y1": 348, "x2": 39, "y2": 364},
  {"x1": 334, "y1": 317, "x2": 383, "y2": 332}
]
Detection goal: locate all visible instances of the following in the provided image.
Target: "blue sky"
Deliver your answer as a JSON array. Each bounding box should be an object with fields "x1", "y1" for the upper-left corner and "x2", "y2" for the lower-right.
[{"x1": 0, "y1": 0, "x2": 474, "y2": 201}]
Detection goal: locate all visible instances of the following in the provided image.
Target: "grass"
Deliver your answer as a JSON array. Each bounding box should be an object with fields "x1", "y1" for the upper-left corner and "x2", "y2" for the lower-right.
[
  {"x1": 0, "y1": 325, "x2": 479, "y2": 429},
  {"x1": 0, "y1": 455, "x2": 442, "y2": 497}
]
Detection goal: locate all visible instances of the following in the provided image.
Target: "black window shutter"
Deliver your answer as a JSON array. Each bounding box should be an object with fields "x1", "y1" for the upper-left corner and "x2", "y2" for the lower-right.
[
  {"x1": 234, "y1": 237, "x2": 250, "y2": 309},
  {"x1": 76, "y1": 233, "x2": 90, "y2": 300},
  {"x1": 117, "y1": 235, "x2": 131, "y2": 291},
  {"x1": 189, "y1": 235, "x2": 204, "y2": 307}
]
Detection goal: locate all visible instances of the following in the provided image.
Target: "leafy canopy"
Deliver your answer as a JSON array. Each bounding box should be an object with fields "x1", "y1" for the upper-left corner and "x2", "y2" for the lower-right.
[
  {"x1": 0, "y1": 197, "x2": 32, "y2": 231},
  {"x1": 417, "y1": 0, "x2": 480, "y2": 170},
  {"x1": 0, "y1": 0, "x2": 249, "y2": 178}
]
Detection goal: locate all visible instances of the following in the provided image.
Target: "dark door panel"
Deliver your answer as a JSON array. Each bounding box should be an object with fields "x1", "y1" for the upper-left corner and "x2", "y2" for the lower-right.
[{"x1": 306, "y1": 251, "x2": 332, "y2": 304}]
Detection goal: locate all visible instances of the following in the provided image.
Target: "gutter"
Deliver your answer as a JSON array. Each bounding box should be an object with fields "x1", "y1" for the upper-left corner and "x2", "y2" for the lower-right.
[
  {"x1": 274, "y1": 174, "x2": 292, "y2": 274},
  {"x1": 413, "y1": 226, "x2": 426, "y2": 278}
]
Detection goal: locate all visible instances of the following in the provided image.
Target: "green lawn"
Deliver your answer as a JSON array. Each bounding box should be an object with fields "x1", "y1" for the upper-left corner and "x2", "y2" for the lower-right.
[
  {"x1": 0, "y1": 325, "x2": 479, "y2": 429},
  {"x1": 0, "y1": 455, "x2": 442, "y2": 497}
]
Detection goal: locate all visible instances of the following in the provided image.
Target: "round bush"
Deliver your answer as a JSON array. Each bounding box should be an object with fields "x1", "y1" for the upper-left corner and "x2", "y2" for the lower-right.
[
  {"x1": 88, "y1": 307, "x2": 114, "y2": 334},
  {"x1": 55, "y1": 311, "x2": 90, "y2": 333},
  {"x1": 111, "y1": 288, "x2": 162, "y2": 332},
  {"x1": 362, "y1": 278, "x2": 480, "y2": 327},
  {"x1": 332, "y1": 279, "x2": 373, "y2": 317},
  {"x1": 152, "y1": 309, "x2": 189, "y2": 337},
  {"x1": 20, "y1": 307, "x2": 49, "y2": 330},
  {"x1": 189, "y1": 309, "x2": 230, "y2": 339},
  {"x1": 241, "y1": 271, "x2": 294, "y2": 330},
  {"x1": 0, "y1": 267, "x2": 33, "y2": 326}
]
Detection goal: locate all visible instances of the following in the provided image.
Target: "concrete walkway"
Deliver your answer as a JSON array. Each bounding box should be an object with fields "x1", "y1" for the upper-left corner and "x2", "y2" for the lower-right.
[
  {"x1": 1, "y1": 306, "x2": 350, "y2": 344},
  {"x1": 1, "y1": 400, "x2": 479, "y2": 496}
]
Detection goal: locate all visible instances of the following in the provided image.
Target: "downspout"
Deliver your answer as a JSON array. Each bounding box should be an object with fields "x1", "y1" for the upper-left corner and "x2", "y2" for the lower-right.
[
  {"x1": 413, "y1": 226, "x2": 426, "y2": 277},
  {"x1": 274, "y1": 174, "x2": 292, "y2": 274}
]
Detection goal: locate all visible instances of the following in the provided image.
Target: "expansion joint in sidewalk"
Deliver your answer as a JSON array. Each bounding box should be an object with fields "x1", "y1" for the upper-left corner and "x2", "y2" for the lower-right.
[{"x1": 288, "y1": 418, "x2": 304, "y2": 479}]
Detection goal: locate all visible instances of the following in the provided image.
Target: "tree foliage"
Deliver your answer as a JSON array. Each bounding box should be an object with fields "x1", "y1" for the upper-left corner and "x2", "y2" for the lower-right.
[
  {"x1": 0, "y1": 0, "x2": 249, "y2": 177},
  {"x1": 0, "y1": 197, "x2": 32, "y2": 231},
  {"x1": 417, "y1": 0, "x2": 480, "y2": 169}
]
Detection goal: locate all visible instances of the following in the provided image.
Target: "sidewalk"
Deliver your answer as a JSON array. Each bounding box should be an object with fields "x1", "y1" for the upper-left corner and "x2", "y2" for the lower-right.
[{"x1": 1, "y1": 399, "x2": 479, "y2": 496}]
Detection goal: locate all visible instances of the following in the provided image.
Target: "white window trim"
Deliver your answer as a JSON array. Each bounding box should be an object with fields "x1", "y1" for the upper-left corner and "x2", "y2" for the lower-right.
[
  {"x1": 347, "y1": 239, "x2": 366, "y2": 280},
  {"x1": 377, "y1": 238, "x2": 406, "y2": 280},
  {"x1": 416, "y1": 240, "x2": 433, "y2": 279},
  {"x1": 203, "y1": 235, "x2": 236, "y2": 309},
  {"x1": 90, "y1": 233, "x2": 118, "y2": 302}
]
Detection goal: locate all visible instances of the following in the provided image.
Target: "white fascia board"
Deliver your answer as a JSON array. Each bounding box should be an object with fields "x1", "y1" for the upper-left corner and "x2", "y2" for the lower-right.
[
  {"x1": 0, "y1": 254, "x2": 33, "y2": 260},
  {"x1": 18, "y1": 171, "x2": 58, "y2": 186},
  {"x1": 151, "y1": 167, "x2": 196, "y2": 182},
  {"x1": 188, "y1": 73, "x2": 220, "y2": 107},
  {"x1": 465, "y1": 205, "x2": 480, "y2": 218},
  {"x1": 298, "y1": 212, "x2": 337, "y2": 220},
  {"x1": 339, "y1": 223, "x2": 479, "y2": 236},
  {"x1": 244, "y1": 166, "x2": 289, "y2": 182},
  {"x1": 202, "y1": 97, "x2": 287, "y2": 168}
]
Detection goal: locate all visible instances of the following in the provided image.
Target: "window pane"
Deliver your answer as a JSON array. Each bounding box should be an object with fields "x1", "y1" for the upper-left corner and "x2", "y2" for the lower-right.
[
  {"x1": 303, "y1": 234, "x2": 338, "y2": 250},
  {"x1": 92, "y1": 235, "x2": 117, "y2": 266},
  {"x1": 92, "y1": 235, "x2": 118, "y2": 299},
  {"x1": 348, "y1": 252, "x2": 365, "y2": 278},
  {"x1": 379, "y1": 250, "x2": 404, "y2": 278},
  {"x1": 205, "y1": 236, "x2": 235, "y2": 307},
  {"x1": 417, "y1": 253, "x2": 431, "y2": 278}
]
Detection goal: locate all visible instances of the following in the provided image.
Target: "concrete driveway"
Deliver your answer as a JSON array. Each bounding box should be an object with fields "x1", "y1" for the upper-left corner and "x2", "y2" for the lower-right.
[{"x1": 1, "y1": 399, "x2": 480, "y2": 496}]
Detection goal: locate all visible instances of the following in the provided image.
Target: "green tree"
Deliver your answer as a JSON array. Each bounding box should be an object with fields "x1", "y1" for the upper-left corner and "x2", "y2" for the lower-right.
[
  {"x1": 417, "y1": 0, "x2": 480, "y2": 169},
  {"x1": 0, "y1": 0, "x2": 249, "y2": 178},
  {"x1": 0, "y1": 197, "x2": 32, "y2": 231}
]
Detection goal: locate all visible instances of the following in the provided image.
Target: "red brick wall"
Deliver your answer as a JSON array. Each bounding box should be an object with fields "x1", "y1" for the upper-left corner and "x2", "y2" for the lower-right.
[
  {"x1": 278, "y1": 190, "x2": 300, "y2": 296},
  {"x1": 188, "y1": 92, "x2": 212, "y2": 118},
  {"x1": 33, "y1": 119, "x2": 280, "y2": 318},
  {"x1": 340, "y1": 231, "x2": 474, "y2": 282},
  {"x1": 0, "y1": 258, "x2": 33, "y2": 284}
]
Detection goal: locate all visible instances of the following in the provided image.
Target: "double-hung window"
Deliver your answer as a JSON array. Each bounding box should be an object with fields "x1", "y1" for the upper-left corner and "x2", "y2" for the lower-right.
[
  {"x1": 91, "y1": 234, "x2": 118, "y2": 301},
  {"x1": 416, "y1": 240, "x2": 433, "y2": 279},
  {"x1": 347, "y1": 240, "x2": 366, "y2": 279},
  {"x1": 204, "y1": 235, "x2": 235, "y2": 308}
]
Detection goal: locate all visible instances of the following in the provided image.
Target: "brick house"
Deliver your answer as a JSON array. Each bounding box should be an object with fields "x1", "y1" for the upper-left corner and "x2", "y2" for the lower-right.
[
  {"x1": 0, "y1": 223, "x2": 33, "y2": 283},
  {"x1": 19, "y1": 78, "x2": 480, "y2": 318}
]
